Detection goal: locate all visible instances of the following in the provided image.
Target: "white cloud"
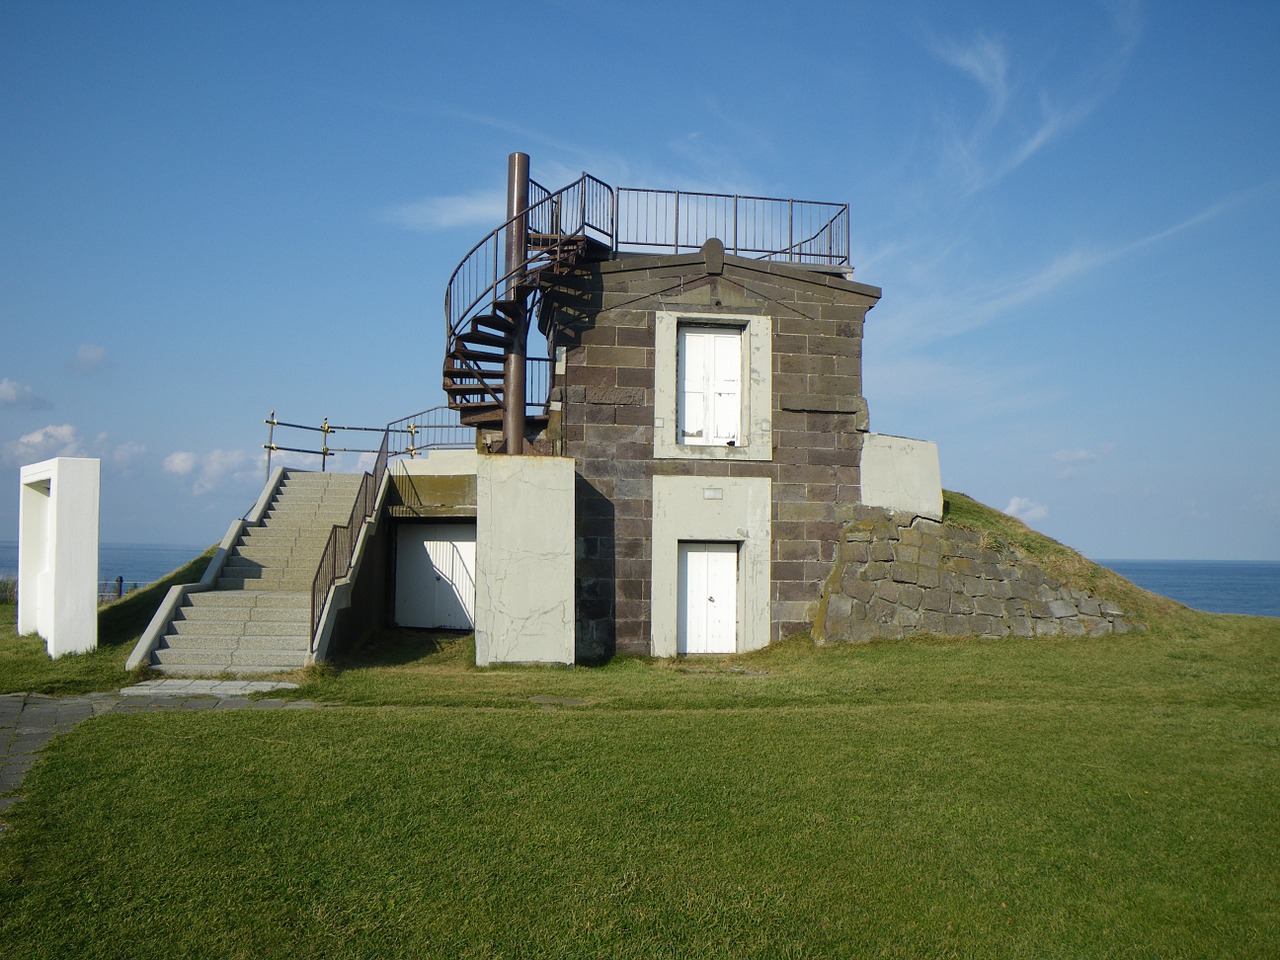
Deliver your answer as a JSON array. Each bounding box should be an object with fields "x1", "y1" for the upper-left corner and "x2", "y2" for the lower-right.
[
  {"x1": 1053, "y1": 448, "x2": 1097, "y2": 464},
  {"x1": 927, "y1": 11, "x2": 1141, "y2": 196},
  {"x1": 193, "y1": 448, "x2": 249, "y2": 495},
  {"x1": 1005, "y1": 496, "x2": 1049, "y2": 523},
  {"x1": 379, "y1": 189, "x2": 506, "y2": 232},
  {"x1": 167, "y1": 448, "x2": 254, "y2": 495},
  {"x1": 111, "y1": 441, "x2": 146, "y2": 466},
  {"x1": 71, "y1": 343, "x2": 107, "y2": 374},
  {"x1": 876, "y1": 184, "x2": 1274, "y2": 353},
  {"x1": 4, "y1": 423, "x2": 85, "y2": 464},
  {"x1": 0, "y1": 377, "x2": 50, "y2": 410},
  {"x1": 164, "y1": 451, "x2": 197, "y2": 475}
]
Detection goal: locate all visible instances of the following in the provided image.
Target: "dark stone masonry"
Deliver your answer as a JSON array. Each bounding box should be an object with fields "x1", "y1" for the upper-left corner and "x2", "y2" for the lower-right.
[
  {"x1": 819, "y1": 505, "x2": 1135, "y2": 643},
  {"x1": 543, "y1": 244, "x2": 880, "y2": 659}
]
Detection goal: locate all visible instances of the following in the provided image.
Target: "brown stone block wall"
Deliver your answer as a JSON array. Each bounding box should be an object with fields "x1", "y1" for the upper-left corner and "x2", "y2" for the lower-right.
[{"x1": 549, "y1": 251, "x2": 881, "y2": 655}]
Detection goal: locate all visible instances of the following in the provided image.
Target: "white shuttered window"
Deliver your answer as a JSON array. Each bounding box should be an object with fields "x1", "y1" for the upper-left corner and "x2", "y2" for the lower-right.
[{"x1": 677, "y1": 326, "x2": 741, "y2": 446}]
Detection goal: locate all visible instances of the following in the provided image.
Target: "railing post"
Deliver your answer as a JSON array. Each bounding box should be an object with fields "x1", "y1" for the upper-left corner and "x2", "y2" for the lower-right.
[
  {"x1": 673, "y1": 190, "x2": 680, "y2": 254},
  {"x1": 733, "y1": 196, "x2": 739, "y2": 257},
  {"x1": 502, "y1": 152, "x2": 530, "y2": 454},
  {"x1": 264, "y1": 410, "x2": 276, "y2": 483}
]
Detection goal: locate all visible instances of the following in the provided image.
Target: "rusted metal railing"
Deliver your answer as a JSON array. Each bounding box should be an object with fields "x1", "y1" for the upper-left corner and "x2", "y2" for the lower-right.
[
  {"x1": 386, "y1": 405, "x2": 477, "y2": 458},
  {"x1": 262, "y1": 411, "x2": 387, "y2": 479},
  {"x1": 614, "y1": 188, "x2": 849, "y2": 265},
  {"x1": 310, "y1": 428, "x2": 389, "y2": 646},
  {"x1": 443, "y1": 173, "x2": 614, "y2": 417}
]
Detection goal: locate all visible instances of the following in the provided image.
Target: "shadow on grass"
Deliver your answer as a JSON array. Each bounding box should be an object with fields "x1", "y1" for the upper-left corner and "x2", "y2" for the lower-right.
[{"x1": 333, "y1": 626, "x2": 476, "y2": 669}]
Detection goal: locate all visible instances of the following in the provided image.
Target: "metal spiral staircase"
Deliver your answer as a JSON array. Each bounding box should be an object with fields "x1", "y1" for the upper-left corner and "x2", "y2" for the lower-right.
[
  {"x1": 442, "y1": 153, "x2": 853, "y2": 453},
  {"x1": 443, "y1": 156, "x2": 614, "y2": 444}
]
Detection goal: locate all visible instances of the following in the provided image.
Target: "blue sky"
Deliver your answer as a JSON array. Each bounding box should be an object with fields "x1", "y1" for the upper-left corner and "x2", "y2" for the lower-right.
[{"x1": 2, "y1": 0, "x2": 1277, "y2": 561}]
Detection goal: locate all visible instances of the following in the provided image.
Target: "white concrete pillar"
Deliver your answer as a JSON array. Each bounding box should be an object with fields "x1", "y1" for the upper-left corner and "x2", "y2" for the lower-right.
[{"x1": 18, "y1": 457, "x2": 101, "y2": 657}]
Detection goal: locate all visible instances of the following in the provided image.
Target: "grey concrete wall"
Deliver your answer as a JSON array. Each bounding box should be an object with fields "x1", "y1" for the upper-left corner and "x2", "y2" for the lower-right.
[
  {"x1": 859, "y1": 434, "x2": 943, "y2": 521},
  {"x1": 475, "y1": 455, "x2": 575, "y2": 666}
]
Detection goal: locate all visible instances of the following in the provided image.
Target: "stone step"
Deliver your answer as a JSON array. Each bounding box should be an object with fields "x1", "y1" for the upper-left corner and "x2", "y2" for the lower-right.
[
  {"x1": 239, "y1": 528, "x2": 332, "y2": 545},
  {"x1": 176, "y1": 604, "x2": 307, "y2": 623},
  {"x1": 148, "y1": 650, "x2": 308, "y2": 670},
  {"x1": 184, "y1": 590, "x2": 309, "y2": 609},
  {"x1": 223, "y1": 557, "x2": 320, "y2": 575},
  {"x1": 151, "y1": 647, "x2": 311, "y2": 668},
  {"x1": 217, "y1": 577, "x2": 316, "y2": 592},
  {"x1": 161, "y1": 633, "x2": 309, "y2": 652},
  {"x1": 170, "y1": 619, "x2": 309, "y2": 638}
]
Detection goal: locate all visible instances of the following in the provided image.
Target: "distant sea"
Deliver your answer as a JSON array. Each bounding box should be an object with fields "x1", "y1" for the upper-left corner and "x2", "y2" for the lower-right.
[
  {"x1": 1099, "y1": 560, "x2": 1280, "y2": 618},
  {"x1": 0, "y1": 540, "x2": 208, "y2": 592}
]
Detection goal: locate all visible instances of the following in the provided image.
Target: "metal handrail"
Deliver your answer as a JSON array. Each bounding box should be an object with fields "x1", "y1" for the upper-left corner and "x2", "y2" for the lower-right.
[
  {"x1": 445, "y1": 172, "x2": 613, "y2": 339},
  {"x1": 443, "y1": 173, "x2": 614, "y2": 413},
  {"x1": 387, "y1": 405, "x2": 477, "y2": 457},
  {"x1": 310, "y1": 428, "x2": 389, "y2": 645},
  {"x1": 613, "y1": 187, "x2": 849, "y2": 265}
]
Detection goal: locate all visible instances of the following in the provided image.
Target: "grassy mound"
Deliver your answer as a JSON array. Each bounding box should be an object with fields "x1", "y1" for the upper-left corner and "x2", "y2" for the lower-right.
[{"x1": 942, "y1": 489, "x2": 1184, "y2": 625}]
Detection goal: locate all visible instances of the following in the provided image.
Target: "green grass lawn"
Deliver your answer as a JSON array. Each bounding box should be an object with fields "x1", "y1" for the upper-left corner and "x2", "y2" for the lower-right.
[
  {"x1": 1, "y1": 503, "x2": 1277, "y2": 957},
  {"x1": 0, "y1": 548, "x2": 213, "y2": 695}
]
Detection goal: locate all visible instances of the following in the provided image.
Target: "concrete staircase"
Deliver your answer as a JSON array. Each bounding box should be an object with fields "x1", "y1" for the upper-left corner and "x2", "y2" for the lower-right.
[{"x1": 148, "y1": 470, "x2": 366, "y2": 676}]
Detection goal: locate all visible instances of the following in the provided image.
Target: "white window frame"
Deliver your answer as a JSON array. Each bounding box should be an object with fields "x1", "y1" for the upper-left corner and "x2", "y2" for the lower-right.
[{"x1": 653, "y1": 311, "x2": 772, "y2": 461}]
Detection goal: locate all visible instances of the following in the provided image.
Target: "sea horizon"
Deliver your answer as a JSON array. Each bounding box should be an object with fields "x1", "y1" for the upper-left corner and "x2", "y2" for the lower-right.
[{"x1": 1, "y1": 541, "x2": 1276, "y2": 618}]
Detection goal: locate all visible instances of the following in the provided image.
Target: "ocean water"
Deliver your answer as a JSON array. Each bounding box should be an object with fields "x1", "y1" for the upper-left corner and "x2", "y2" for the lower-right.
[
  {"x1": 1099, "y1": 560, "x2": 1280, "y2": 618},
  {"x1": 0, "y1": 540, "x2": 208, "y2": 593}
]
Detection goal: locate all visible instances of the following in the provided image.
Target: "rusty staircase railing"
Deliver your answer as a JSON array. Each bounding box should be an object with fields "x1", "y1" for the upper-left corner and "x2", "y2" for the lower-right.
[
  {"x1": 442, "y1": 172, "x2": 613, "y2": 430},
  {"x1": 441, "y1": 158, "x2": 853, "y2": 435},
  {"x1": 310, "y1": 428, "x2": 389, "y2": 645}
]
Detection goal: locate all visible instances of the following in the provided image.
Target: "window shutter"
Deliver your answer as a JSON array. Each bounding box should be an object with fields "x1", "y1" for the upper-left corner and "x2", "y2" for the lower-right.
[{"x1": 678, "y1": 326, "x2": 741, "y2": 446}]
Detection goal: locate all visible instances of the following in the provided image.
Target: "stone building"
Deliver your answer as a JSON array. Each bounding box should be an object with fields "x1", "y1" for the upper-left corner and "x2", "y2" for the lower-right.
[{"x1": 130, "y1": 155, "x2": 1131, "y2": 676}]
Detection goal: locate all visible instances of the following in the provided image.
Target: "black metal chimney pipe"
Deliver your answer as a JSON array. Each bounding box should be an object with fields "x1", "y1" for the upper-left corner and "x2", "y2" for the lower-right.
[{"x1": 501, "y1": 152, "x2": 530, "y2": 454}]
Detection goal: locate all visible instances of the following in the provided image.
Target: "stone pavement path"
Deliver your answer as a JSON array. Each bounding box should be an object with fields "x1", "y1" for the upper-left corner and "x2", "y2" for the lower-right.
[{"x1": 0, "y1": 680, "x2": 322, "y2": 836}]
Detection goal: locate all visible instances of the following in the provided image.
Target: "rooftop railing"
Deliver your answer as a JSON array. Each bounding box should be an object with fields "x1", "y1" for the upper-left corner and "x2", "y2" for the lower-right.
[{"x1": 614, "y1": 188, "x2": 849, "y2": 265}]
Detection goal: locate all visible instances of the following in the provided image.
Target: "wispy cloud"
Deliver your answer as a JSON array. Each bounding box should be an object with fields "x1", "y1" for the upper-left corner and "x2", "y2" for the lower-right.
[
  {"x1": 111, "y1": 440, "x2": 146, "y2": 468},
  {"x1": 0, "y1": 377, "x2": 50, "y2": 410},
  {"x1": 1053, "y1": 442, "x2": 1115, "y2": 477},
  {"x1": 70, "y1": 344, "x2": 107, "y2": 375},
  {"x1": 164, "y1": 451, "x2": 197, "y2": 475},
  {"x1": 879, "y1": 181, "x2": 1278, "y2": 350},
  {"x1": 3, "y1": 424, "x2": 85, "y2": 464},
  {"x1": 379, "y1": 189, "x2": 506, "y2": 232},
  {"x1": 1005, "y1": 496, "x2": 1049, "y2": 522},
  {"x1": 927, "y1": 5, "x2": 1142, "y2": 196},
  {"x1": 165, "y1": 448, "x2": 255, "y2": 495}
]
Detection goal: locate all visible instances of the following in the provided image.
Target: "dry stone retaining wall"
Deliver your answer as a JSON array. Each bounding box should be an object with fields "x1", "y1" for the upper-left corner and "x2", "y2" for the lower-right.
[{"x1": 822, "y1": 506, "x2": 1134, "y2": 642}]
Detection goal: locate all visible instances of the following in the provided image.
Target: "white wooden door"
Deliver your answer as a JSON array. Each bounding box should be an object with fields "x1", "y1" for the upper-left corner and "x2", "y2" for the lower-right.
[
  {"x1": 677, "y1": 541, "x2": 738, "y2": 654},
  {"x1": 395, "y1": 523, "x2": 476, "y2": 629}
]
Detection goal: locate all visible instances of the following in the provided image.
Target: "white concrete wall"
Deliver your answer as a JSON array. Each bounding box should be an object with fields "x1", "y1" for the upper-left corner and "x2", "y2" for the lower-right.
[
  {"x1": 651, "y1": 475, "x2": 771, "y2": 657},
  {"x1": 18, "y1": 457, "x2": 101, "y2": 657},
  {"x1": 475, "y1": 455, "x2": 575, "y2": 666},
  {"x1": 859, "y1": 434, "x2": 943, "y2": 520}
]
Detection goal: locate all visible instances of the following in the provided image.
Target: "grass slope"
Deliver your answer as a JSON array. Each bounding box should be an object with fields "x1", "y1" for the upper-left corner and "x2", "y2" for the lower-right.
[
  {"x1": 2, "y1": 500, "x2": 1277, "y2": 957},
  {"x1": 0, "y1": 547, "x2": 213, "y2": 695}
]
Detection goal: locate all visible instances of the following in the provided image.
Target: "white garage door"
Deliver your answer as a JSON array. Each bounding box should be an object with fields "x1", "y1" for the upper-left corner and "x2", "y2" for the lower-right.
[
  {"x1": 677, "y1": 541, "x2": 738, "y2": 654},
  {"x1": 395, "y1": 522, "x2": 476, "y2": 629}
]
